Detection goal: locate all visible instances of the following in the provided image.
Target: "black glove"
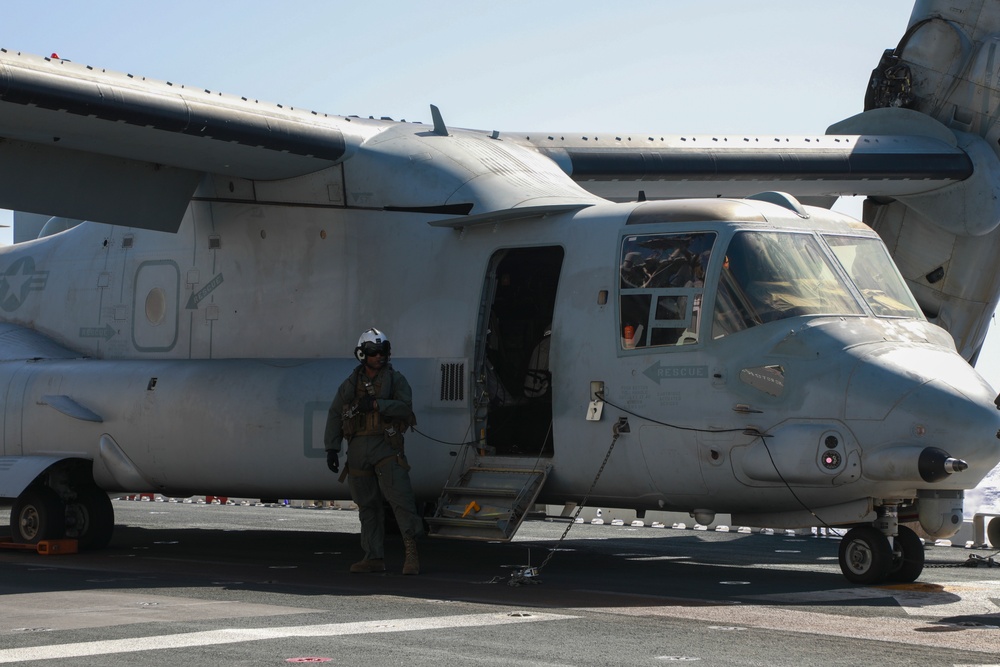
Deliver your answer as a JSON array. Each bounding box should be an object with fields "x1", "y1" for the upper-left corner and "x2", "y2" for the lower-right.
[
  {"x1": 326, "y1": 450, "x2": 340, "y2": 473},
  {"x1": 356, "y1": 395, "x2": 376, "y2": 413}
]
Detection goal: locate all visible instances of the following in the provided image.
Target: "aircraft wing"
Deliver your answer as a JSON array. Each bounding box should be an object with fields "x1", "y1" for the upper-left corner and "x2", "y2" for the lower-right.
[
  {"x1": 0, "y1": 49, "x2": 358, "y2": 231},
  {"x1": 518, "y1": 131, "x2": 973, "y2": 202},
  {"x1": 0, "y1": 46, "x2": 984, "y2": 235}
]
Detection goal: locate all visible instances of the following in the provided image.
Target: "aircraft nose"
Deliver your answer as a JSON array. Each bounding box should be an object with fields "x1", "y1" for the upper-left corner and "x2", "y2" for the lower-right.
[{"x1": 847, "y1": 346, "x2": 1000, "y2": 484}]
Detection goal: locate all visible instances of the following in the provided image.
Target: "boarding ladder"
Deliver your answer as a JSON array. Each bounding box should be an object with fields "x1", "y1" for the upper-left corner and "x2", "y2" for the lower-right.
[{"x1": 427, "y1": 455, "x2": 551, "y2": 541}]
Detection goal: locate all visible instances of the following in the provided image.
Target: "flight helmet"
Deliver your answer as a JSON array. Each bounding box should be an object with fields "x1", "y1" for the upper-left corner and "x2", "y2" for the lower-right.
[{"x1": 355, "y1": 327, "x2": 391, "y2": 362}]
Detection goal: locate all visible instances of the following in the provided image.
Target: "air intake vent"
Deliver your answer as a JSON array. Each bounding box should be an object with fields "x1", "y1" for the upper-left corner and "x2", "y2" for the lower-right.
[
  {"x1": 440, "y1": 362, "x2": 465, "y2": 401},
  {"x1": 435, "y1": 359, "x2": 467, "y2": 407}
]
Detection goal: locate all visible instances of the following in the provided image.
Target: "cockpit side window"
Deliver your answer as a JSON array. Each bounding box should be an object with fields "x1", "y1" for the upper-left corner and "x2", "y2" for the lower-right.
[
  {"x1": 712, "y1": 231, "x2": 864, "y2": 338},
  {"x1": 619, "y1": 232, "x2": 715, "y2": 350}
]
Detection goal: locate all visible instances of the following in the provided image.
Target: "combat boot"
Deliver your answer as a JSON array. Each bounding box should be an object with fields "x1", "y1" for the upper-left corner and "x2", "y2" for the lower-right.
[
  {"x1": 402, "y1": 538, "x2": 419, "y2": 575},
  {"x1": 349, "y1": 558, "x2": 385, "y2": 573}
]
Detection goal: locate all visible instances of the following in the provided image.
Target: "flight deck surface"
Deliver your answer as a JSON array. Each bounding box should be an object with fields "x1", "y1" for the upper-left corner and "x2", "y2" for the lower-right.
[{"x1": 1, "y1": 499, "x2": 999, "y2": 666}]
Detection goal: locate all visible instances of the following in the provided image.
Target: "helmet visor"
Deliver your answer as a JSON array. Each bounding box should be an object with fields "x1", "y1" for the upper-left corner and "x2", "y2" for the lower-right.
[{"x1": 360, "y1": 341, "x2": 390, "y2": 357}]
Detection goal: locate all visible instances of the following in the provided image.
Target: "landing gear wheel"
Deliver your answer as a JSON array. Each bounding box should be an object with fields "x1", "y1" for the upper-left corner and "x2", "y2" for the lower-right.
[
  {"x1": 66, "y1": 486, "x2": 115, "y2": 550},
  {"x1": 988, "y1": 517, "x2": 1000, "y2": 549},
  {"x1": 887, "y1": 525, "x2": 924, "y2": 583},
  {"x1": 839, "y1": 526, "x2": 891, "y2": 584},
  {"x1": 10, "y1": 486, "x2": 66, "y2": 544}
]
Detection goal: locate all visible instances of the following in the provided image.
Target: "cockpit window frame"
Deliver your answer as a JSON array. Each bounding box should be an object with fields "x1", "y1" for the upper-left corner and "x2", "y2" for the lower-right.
[
  {"x1": 616, "y1": 224, "x2": 923, "y2": 351},
  {"x1": 617, "y1": 230, "x2": 718, "y2": 353}
]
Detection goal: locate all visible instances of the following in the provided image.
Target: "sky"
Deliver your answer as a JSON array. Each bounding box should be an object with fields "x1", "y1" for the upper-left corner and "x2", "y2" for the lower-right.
[{"x1": 2, "y1": 0, "x2": 998, "y2": 388}]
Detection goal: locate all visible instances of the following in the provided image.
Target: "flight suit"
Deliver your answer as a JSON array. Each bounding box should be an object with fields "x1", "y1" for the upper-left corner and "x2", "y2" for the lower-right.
[{"x1": 324, "y1": 363, "x2": 423, "y2": 566}]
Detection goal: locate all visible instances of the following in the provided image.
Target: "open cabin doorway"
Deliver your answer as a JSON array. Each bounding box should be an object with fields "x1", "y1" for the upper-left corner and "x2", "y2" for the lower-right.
[{"x1": 476, "y1": 246, "x2": 564, "y2": 458}]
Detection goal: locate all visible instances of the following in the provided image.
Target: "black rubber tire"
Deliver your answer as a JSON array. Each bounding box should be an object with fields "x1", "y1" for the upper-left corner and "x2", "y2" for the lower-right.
[
  {"x1": 66, "y1": 486, "x2": 115, "y2": 550},
  {"x1": 10, "y1": 486, "x2": 65, "y2": 544},
  {"x1": 886, "y1": 525, "x2": 925, "y2": 583},
  {"x1": 839, "y1": 525, "x2": 891, "y2": 585},
  {"x1": 987, "y1": 516, "x2": 1000, "y2": 549}
]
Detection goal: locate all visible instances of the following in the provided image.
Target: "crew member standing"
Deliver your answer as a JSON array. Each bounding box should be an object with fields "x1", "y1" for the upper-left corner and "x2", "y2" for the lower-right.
[{"x1": 324, "y1": 328, "x2": 423, "y2": 575}]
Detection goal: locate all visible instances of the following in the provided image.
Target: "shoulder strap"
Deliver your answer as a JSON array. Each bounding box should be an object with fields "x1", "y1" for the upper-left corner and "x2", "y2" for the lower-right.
[{"x1": 349, "y1": 365, "x2": 364, "y2": 396}]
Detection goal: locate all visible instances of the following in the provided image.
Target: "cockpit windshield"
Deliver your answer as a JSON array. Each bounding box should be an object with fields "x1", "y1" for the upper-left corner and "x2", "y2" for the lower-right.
[
  {"x1": 619, "y1": 229, "x2": 923, "y2": 350},
  {"x1": 712, "y1": 231, "x2": 922, "y2": 339},
  {"x1": 823, "y1": 235, "x2": 922, "y2": 318},
  {"x1": 712, "y1": 231, "x2": 863, "y2": 338}
]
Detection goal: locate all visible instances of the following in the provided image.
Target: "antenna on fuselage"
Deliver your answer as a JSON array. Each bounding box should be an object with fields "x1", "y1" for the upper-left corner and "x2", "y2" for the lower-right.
[{"x1": 430, "y1": 104, "x2": 449, "y2": 136}]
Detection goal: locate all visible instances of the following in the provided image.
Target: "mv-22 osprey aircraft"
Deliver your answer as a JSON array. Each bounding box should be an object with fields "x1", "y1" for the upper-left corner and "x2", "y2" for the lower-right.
[{"x1": 3, "y1": 0, "x2": 1000, "y2": 585}]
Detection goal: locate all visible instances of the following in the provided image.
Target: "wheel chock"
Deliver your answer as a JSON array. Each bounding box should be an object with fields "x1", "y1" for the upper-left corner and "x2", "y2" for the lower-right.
[
  {"x1": 0, "y1": 537, "x2": 79, "y2": 554},
  {"x1": 37, "y1": 539, "x2": 78, "y2": 555}
]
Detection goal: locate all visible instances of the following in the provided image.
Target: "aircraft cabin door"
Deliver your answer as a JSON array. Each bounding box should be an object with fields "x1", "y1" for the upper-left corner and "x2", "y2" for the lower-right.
[{"x1": 475, "y1": 246, "x2": 563, "y2": 458}]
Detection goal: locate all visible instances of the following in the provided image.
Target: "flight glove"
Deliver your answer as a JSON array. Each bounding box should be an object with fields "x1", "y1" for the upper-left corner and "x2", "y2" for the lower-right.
[
  {"x1": 326, "y1": 450, "x2": 340, "y2": 473},
  {"x1": 356, "y1": 395, "x2": 376, "y2": 413}
]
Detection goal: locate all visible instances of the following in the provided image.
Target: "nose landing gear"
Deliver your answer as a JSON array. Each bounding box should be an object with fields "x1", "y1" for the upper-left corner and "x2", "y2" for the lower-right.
[
  {"x1": 887, "y1": 525, "x2": 925, "y2": 582},
  {"x1": 839, "y1": 525, "x2": 890, "y2": 584},
  {"x1": 838, "y1": 503, "x2": 925, "y2": 584}
]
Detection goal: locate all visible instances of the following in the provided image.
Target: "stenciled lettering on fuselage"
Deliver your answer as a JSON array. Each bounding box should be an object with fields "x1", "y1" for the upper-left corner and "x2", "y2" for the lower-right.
[
  {"x1": 0, "y1": 256, "x2": 48, "y2": 311},
  {"x1": 642, "y1": 361, "x2": 708, "y2": 384},
  {"x1": 739, "y1": 365, "x2": 785, "y2": 397},
  {"x1": 186, "y1": 273, "x2": 224, "y2": 310}
]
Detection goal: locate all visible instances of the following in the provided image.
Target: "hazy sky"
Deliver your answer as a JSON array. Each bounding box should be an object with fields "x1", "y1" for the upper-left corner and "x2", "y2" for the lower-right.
[
  {"x1": 1, "y1": 1, "x2": 914, "y2": 132},
  {"x1": 3, "y1": 0, "x2": 998, "y2": 387}
]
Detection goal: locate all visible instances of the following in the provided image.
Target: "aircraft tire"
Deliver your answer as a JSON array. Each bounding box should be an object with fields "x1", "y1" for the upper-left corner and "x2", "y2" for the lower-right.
[
  {"x1": 886, "y1": 525, "x2": 924, "y2": 583},
  {"x1": 10, "y1": 486, "x2": 66, "y2": 544},
  {"x1": 67, "y1": 486, "x2": 115, "y2": 550},
  {"x1": 988, "y1": 517, "x2": 1000, "y2": 549},
  {"x1": 838, "y1": 525, "x2": 891, "y2": 584}
]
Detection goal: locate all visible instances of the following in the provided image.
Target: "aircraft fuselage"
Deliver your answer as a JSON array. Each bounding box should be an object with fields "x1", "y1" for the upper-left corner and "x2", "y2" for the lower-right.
[{"x1": 1, "y1": 192, "x2": 996, "y2": 542}]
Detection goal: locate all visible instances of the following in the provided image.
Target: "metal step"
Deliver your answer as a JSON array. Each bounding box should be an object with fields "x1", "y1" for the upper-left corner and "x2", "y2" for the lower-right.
[
  {"x1": 441, "y1": 485, "x2": 520, "y2": 498},
  {"x1": 425, "y1": 516, "x2": 516, "y2": 541},
  {"x1": 428, "y1": 456, "x2": 551, "y2": 542}
]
